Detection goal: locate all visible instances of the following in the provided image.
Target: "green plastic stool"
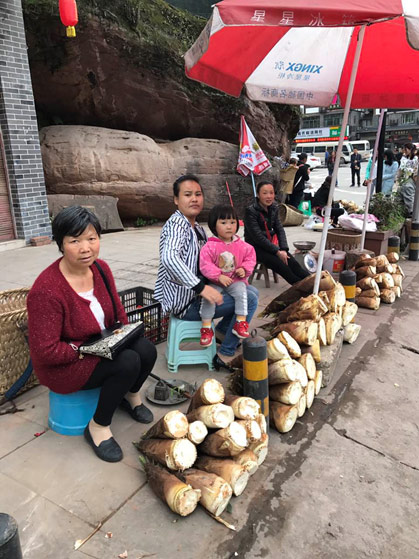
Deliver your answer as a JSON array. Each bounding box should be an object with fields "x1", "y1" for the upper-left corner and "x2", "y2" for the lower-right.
[
  {"x1": 165, "y1": 316, "x2": 216, "y2": 373},
  {"x1": 298, "y1": 199, "x2": 312, "y2": 216}
]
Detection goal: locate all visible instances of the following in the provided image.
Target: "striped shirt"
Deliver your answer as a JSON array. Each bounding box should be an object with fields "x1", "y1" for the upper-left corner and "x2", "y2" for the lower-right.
[{"x1": 154, "y1": 210, "x2": 207, "y2": 317}]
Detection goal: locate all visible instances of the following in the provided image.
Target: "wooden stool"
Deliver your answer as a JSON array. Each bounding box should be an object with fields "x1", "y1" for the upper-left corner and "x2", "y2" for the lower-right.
[{"x1": 249, "y1": 262, "x2": 279, "y2": 288}]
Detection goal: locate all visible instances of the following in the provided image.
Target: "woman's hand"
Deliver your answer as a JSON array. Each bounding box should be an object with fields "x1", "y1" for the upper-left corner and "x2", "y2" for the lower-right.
[
  {"x1": 218, "y1": 275, "x2": 233, "y2": 287},
  {"x1": 235, "y1": 267, "x2": 246, "y2": 278},
  {"x1": 201, "y1": 285, "x2": 223, "y2": 305},
  {"x1": 277, "y1": 250, "x2": 289, "y2": 265}
]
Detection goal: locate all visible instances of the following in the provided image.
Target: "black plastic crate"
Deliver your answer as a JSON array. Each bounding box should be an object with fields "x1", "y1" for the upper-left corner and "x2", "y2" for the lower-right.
[{"x1": 118, "y1": 286, "x2": 169, "y2": 345}]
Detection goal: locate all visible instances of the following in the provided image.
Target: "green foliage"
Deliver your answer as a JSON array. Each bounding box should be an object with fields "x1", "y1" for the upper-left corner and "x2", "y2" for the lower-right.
[
  {"x1": 135, "y1": 217, "x2": 158, "y2": 227},
  {"x1": 368, "y1": 193, "x2": 407, "y2": 231}
]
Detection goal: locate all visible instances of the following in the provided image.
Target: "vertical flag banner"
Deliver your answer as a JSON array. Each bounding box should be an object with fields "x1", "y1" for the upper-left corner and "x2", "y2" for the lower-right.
[{"x1": 237, "y1": 116, "x2": 272, "y2": 177}]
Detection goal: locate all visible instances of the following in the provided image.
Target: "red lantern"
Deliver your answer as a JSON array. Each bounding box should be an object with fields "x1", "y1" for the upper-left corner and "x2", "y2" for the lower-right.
[{"x1": 59, "y1": 0, "x2": 78, "y2": 38}]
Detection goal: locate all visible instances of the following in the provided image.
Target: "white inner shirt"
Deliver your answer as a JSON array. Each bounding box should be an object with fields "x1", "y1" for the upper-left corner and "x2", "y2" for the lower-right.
[{"x1": 79, "y1": 289, "x2": 106, "y2": 330}]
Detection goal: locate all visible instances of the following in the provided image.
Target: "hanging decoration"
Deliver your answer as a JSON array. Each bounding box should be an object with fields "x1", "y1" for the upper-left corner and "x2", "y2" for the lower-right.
[{"x1": 59, "y1": 0, "x2": 78, "y2": 38}]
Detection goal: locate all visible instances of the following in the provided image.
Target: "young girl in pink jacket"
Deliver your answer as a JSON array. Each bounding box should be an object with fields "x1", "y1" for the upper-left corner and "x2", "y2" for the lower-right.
[{"x1": 199, "y1": 205, "x2": 256, "y2": 346}]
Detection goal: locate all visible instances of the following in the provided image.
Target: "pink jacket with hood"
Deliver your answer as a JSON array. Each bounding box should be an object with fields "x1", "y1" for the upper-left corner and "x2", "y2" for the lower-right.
[{"x1": 199, "y1": 235, "x2": 256, "y2": 286}]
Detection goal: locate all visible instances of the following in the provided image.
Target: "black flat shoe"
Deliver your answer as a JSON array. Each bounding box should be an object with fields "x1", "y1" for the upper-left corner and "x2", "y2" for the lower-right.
[
  {"x1": 212, "y1": 354, "x2": 234, "y2": 373},
  {"x1": 120, "y1": 399, "x2": 154, "y2": 423},
  {"x1": 84, "y1": 426, "x2": 123, "y2": 463}
]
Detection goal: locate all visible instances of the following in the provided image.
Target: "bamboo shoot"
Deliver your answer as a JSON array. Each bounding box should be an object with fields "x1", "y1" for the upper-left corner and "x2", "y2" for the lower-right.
[
  {"x1": 343, "y1": 323, "x2": 361, "y2": 344},
  {"x1": 380, "y1": 289, "x2": 396, "y2": 304},
  {"x1": 318, "y1": 317, "x2": 327, "y2": 346},
  {"x1": 277, "y1": 321, "x2": 318, "y2": 346},
  {"x1": 248, "y1": 434, "x2": 269, "y2": 465},
  {"x1": 270, "y1": 381, "x2": 303, "y2": 405},
  {"x1": 301, "y1": 339, "x2": 321, "y2": 363},
  {"x1": 194, "y1": 456, "x2": 249, "y2": 496},
  {"x1": 361, "y1": 289, "x2": 379, "y2": 298},
  {"x1": 298, "y1": 353, "x2": 316, "y2": 380},
  {"x1": 236, "y1": 419, "x2": 262, "y2": 442},
  {"x1": 200, "y1": 422, "x2": 247, "y2": 457},
  {"x1": 297, "y1": 394, "x2": 306, "y2": 417},
  {"x1": 187, "y1": 379, "x2": 225, "y2": 412},
  {"x1": 142, "y1": 410, "x2": 188, "y2": 440},
  {"x1": 144, "y1": 462, "x2": 200, "y2": 517},
  {"x1": 325, "y1": 284, "x2": 346, "y2": 312},
  {"x1": 356, "y1": 277, "x2": 380, "y2": 294},
  {"x1": 324, "y1": 312, "x2": 342, "y2": 345},
  {"x1": 136, "y1": 439, "x2": 197, "y2": 471},
  {"x1": 387, "y1": 252, "x2": 399, "y2": 263},
  {"x1": 391, "y1": 286, "x2": 401, "y2": 298},
  {"x1": 356, "y1": 265, "x2": 377, "y2": 279},
  {"x1": 392, "y1": 273, "x2": 403, "y2": 288},
  {"x1": 342, "y1": 301, "x2": 358, "y2": 326},
  {"x1": 268, "y1": 358, "x2": 297, "y2": 385},
  {"x1": 233, "y1": 449, "x2": 258, "y2": 475},
  {"x1": 376, "y1": 254, "x2": 390, "y2": 267},
  {"x1": 278, "y1": 331, "x2": 301, "y2": 358},
  {"x1": 355, "y1": 256, "x2": 376, "y2": 268},
  {"x1": 314, "y1": 370, "x2": 322, "y2": 395},
  {"x1": 224, "y1": 395, "x2": 260, "y2": 420},
  {"x1": 305, "y1": 380, "x2": 315, "y2": 409},
  {"x1": 394, "y1": 264, "x2": 405, "y2": 278},
  {"x1": 266, "y1": 338, "x2": 290, "y2": 361},
  {"x1": 270, "y1": 402, "x2": 298, "y2": 433},
  {"x1": 187, "y1": 404, "x2": 234, "y2": 429},
  {"x1": 378, "y1": 272, "x2": 395, "y2": 289},
  {"x1": 355, "y1": 296, "x2": 380, "y2": 310},
  {"x1": 187, "y1": 421, "x2": 208, "y2": 445},
  {"x1": 180, "y1": 469, "x2": 232, "y2": 516}
]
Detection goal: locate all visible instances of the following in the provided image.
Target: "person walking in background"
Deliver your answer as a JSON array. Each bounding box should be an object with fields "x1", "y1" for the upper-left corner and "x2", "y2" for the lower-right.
[
  {"x1": 397, "y1": 143, "x2": 419, "y2": 216},
  {"x1": 381, "y1": 149, "x2": 399, "y2": 195},
  {"x1": 350, "y1": 148, "x2": 362, "y2": 187},
  {"x1": 288, "y1": 153, "x2": 310, "y2": 208},
  {"x1": 279, "y1": 157, "x2": 298, "y2": 203},
  {"x1": 312, "y1": 176, "x2": 344, "y2": 225},
  {"x1": 326, "y1": 149, "x2": 339, "y2": 186}
]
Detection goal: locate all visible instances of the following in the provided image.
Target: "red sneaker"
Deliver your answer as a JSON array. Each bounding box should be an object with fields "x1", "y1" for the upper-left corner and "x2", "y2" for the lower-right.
[
  {"x1": 232, "y1": 321, "x2": 250, "y2": 339},
  {"x1": 200, "y1": 327, "x2": 214, "y2": 347}
]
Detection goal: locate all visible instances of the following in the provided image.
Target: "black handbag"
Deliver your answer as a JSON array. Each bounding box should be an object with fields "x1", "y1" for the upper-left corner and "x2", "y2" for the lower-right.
[{"x1": 78, "y1": 262, "x2": 144, "y2": 360}]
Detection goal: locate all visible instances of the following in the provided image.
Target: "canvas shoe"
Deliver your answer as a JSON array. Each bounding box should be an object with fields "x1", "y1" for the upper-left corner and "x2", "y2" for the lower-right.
[
  {"x1": 200, "y1": 327, "x2": 214, "y2": 346},
  {"x1": 232, "y1": 321, "x2": 250, "y2": 339}
]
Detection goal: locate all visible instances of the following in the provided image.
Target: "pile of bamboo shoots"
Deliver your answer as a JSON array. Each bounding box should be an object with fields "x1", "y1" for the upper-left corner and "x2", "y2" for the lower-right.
[
  {"x1": 355, "y1": 253, "x2": 404, "y2": 309},
  {"x1": 135, "y1": 378, "x2": 268, "y2": 520}
]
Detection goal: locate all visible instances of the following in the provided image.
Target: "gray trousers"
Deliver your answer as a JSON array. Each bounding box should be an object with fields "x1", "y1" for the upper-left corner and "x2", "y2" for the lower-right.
[
  {"x1": 400, "y1": 179, "x2": 416, "y2": 215},
  {"x1": 200, "y1": 281, "x2": 248, "y2": 321}
]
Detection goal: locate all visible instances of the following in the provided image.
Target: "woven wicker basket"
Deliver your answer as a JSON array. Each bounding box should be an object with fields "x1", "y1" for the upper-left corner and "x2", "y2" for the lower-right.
[
  {"x1": 326, "y1": 229, "x2": 362, "y2": 252},
  {"x1": 0, "y1": 288, "x2": 38, "y2": 396},
  {"x1": 279, "y1": 204, "x2": 305, "y2": 226}
]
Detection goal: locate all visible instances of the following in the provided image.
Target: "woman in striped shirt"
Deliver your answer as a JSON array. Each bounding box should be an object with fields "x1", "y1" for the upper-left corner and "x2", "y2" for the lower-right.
[{"x1": 154, "y1": 175, "x2": 259, "y2": 368}]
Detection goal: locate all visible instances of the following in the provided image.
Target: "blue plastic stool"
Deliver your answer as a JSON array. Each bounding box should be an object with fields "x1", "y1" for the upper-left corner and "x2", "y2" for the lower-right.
[
  {"x1": 48, "y1": 388, "x2": 100, "y2": 436},
  {"x1": 165, "y1": 316, "x2": 216, "y2": 373}
]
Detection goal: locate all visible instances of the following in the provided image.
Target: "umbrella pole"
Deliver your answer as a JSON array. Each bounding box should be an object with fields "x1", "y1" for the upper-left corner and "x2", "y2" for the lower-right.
[
  {"x1": 225, "y1": 180, "x2": 234, "y2": 206},
  {"x1": 313, "y1": 25, "x2": 367, "y2": 295},
  {"x1": 360, "y1": 109, "x2": 386, "y2": 249},
  {"x1": 250, "y1": 171, "x2": 257, "y2": 198}
]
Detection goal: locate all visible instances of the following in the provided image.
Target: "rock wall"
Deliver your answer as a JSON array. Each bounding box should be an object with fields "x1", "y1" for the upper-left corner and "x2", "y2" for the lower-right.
[
  {"x1": 23, "y1": 0, "x2": 300, "y2": 156},
  {"x1": 40, "y1": 125, "x2": 282, "y2": 221}
]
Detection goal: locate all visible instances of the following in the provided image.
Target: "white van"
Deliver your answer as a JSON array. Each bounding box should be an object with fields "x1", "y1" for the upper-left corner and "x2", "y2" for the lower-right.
[
  {"x1": 294, "y1": 141, "x2": 353, "y2": 164},
  {"x1": 350, "y1": 140, "x2": 370, "y2": 161}
]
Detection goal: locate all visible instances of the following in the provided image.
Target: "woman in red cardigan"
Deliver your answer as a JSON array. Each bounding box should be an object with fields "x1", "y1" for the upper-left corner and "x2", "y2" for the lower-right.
[{"x1": 27, "y1": 206, "x2": 157, "y2": 463}]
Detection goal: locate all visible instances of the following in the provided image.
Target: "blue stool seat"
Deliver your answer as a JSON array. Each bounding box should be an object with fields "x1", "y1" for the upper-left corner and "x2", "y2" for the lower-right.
[
  {"x1": 165, "y1": 316, "x2": 216, "y2": 373},
  {"x1": 48, "y1": 388, "x2": 100, "y2": 436}
]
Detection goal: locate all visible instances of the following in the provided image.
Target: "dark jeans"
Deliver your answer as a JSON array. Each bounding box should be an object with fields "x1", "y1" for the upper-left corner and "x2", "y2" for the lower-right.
[
  {"x1": 351, "y1": 167, "x2": 360, "y2": 185},
  {"x1": 255, "y1": 248, "x2": 310, "y2": 285},
  {"x1": 82, "y1": 336, "x2": 157, "y2": 426},
  {"x1": 316, "y1": 207, "x2": 344, "y2": 225},
  {"x1": 288, "y1": 190, "x2": 304, "y2": 209}
]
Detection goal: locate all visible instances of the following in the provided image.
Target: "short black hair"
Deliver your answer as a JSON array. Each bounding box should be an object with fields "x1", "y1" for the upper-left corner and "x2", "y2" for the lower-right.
[
  {"x1": 207, "y1": 204, "x2": 240, "y2": 236},
  {"x1": 52, "y1": 206, "x2": 101, "y2": 253},
  {"x1": 256, "y1": 181, "x2": 274, "y2": 195},
  {"x1": 299, "y1": 153, "x2": 308, "y2": 162},
  {"x1": 173, "y1": 174, "x2": 202, "y2": 197}
]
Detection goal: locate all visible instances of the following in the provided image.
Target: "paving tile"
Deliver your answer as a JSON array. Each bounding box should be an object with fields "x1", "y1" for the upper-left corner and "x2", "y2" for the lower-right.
[
  {"x1": 16, "y1": 388, "x2": 50, "y2": 428},
  {"x1": 0, "y1": 429, "x2": 144, "y2": 525},
  {"x1": 0, "y1": 413, "x2": 47, "y2": 459},
  {"x1": 0, "y1": 473, "x2": 92, "y2": 559}
]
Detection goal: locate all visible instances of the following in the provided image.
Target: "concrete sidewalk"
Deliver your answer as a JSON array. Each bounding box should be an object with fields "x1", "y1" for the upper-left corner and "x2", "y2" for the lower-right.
[{"x1": 1, "y1": 224, "x2": 419, "y2": 559}]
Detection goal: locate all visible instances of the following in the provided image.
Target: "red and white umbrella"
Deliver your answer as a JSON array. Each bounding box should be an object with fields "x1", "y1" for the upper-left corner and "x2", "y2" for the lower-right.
[
  {"x1": 185, "y1": 0, "x2": 419, "y2": 109},
  {"x1": 185, "y1": 0, "x2": 419, "y2": 292}
]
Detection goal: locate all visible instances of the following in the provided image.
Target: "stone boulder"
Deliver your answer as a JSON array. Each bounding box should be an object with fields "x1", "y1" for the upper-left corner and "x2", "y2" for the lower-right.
[
  {"x1": 40, "y1": 125, "x2": 282, "y2": 222},
  {"x1": 47, "y1": 194, "x2": 124, "y2": 231}
]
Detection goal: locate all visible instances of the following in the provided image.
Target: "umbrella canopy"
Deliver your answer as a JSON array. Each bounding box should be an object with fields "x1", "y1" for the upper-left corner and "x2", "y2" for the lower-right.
[{"x1": 185, "y1": 0, "x2": 419, "y2": 108}]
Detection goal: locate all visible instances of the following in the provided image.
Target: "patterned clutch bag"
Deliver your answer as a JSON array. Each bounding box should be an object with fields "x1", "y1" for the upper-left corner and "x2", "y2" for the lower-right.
[{"x1": 79, "y1": 321, "x2": 144, "y2": 360}]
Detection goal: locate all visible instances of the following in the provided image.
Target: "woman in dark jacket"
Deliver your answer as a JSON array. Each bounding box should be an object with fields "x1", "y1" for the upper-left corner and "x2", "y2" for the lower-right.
[
  {"x1": 244, "y1": 181, "x2": 310, "y2": 285},
  {"x1": 288, "y1": 153, "x2": 310, "y2": 208},
  {"x1": 312, "y1": 176, "x2": 344, "y2": 225}
]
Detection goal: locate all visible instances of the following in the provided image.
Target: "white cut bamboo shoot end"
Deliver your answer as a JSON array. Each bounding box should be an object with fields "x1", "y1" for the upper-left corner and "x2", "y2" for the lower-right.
[
  {"x1": 165, "y1": 410, "x2": 189, "y2": 438},
  {"x1": 231, "y1": 469, "x2": 249, "y2": 496},
  {"x1": 211, "y1": 481, "x2": 233, "y2": 516},
  {"x1": 233, "y1": 397, "x2": 260, "y2": 420},
  {"x1": 256, "y1": 446, "x2": 268, "y2": 466},
  {"x1": 305, "y1": 380, "x2": 315, "y2": 409},
  {"x1": 208, "y1": 404, "x2": 235, "y2": 428},
  {"x1": 188, "y1": 421, "x2": 208, "y2": 445},
  {"x1": 167, "y1": 439, "x2": 197, "y2": 470},
  {"x1": 297, "y1": 395, "x2": 306, "y2": 418},
  {"x1": 228, "y1": 421, "x2": 248, "y2": 448},
  {"x1": 171, "y1": 485, "x2": 201, "y2": 516},
  {"x1": 201, "y1": 379, "x2": 225, "y2": 404},
  {"x1": 256, "y1": 414, "x2": 267, "y2": 435}
]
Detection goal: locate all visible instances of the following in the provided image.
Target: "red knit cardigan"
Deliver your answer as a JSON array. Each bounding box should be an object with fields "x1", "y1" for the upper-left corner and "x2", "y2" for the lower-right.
[{"x1": 27, "y1": 258, "x2": 127, "y2": 394}]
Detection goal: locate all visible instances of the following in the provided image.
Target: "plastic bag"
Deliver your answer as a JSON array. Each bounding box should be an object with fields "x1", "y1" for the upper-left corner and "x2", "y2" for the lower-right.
[
  {"x1": 304, "y1": 214, "x2": 323, "y2": 229},
  {"x1": 338, "y1": 214, "x2": 377, "y2": 232}
]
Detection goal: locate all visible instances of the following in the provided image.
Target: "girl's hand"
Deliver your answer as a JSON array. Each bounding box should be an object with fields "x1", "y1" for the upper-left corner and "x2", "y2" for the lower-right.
[
  {"x1": 219, "y1": 274, "x2": 233, "y2": 287},
  {"x1": 277, "y1": 250, "x2": 289, "y2": 265},
  {"x1": 235, "y1": 267, "x2": 246, "y2": 278},
  {"x1": 201, "y1": 285, "x2": 223, "y2": 305}
]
